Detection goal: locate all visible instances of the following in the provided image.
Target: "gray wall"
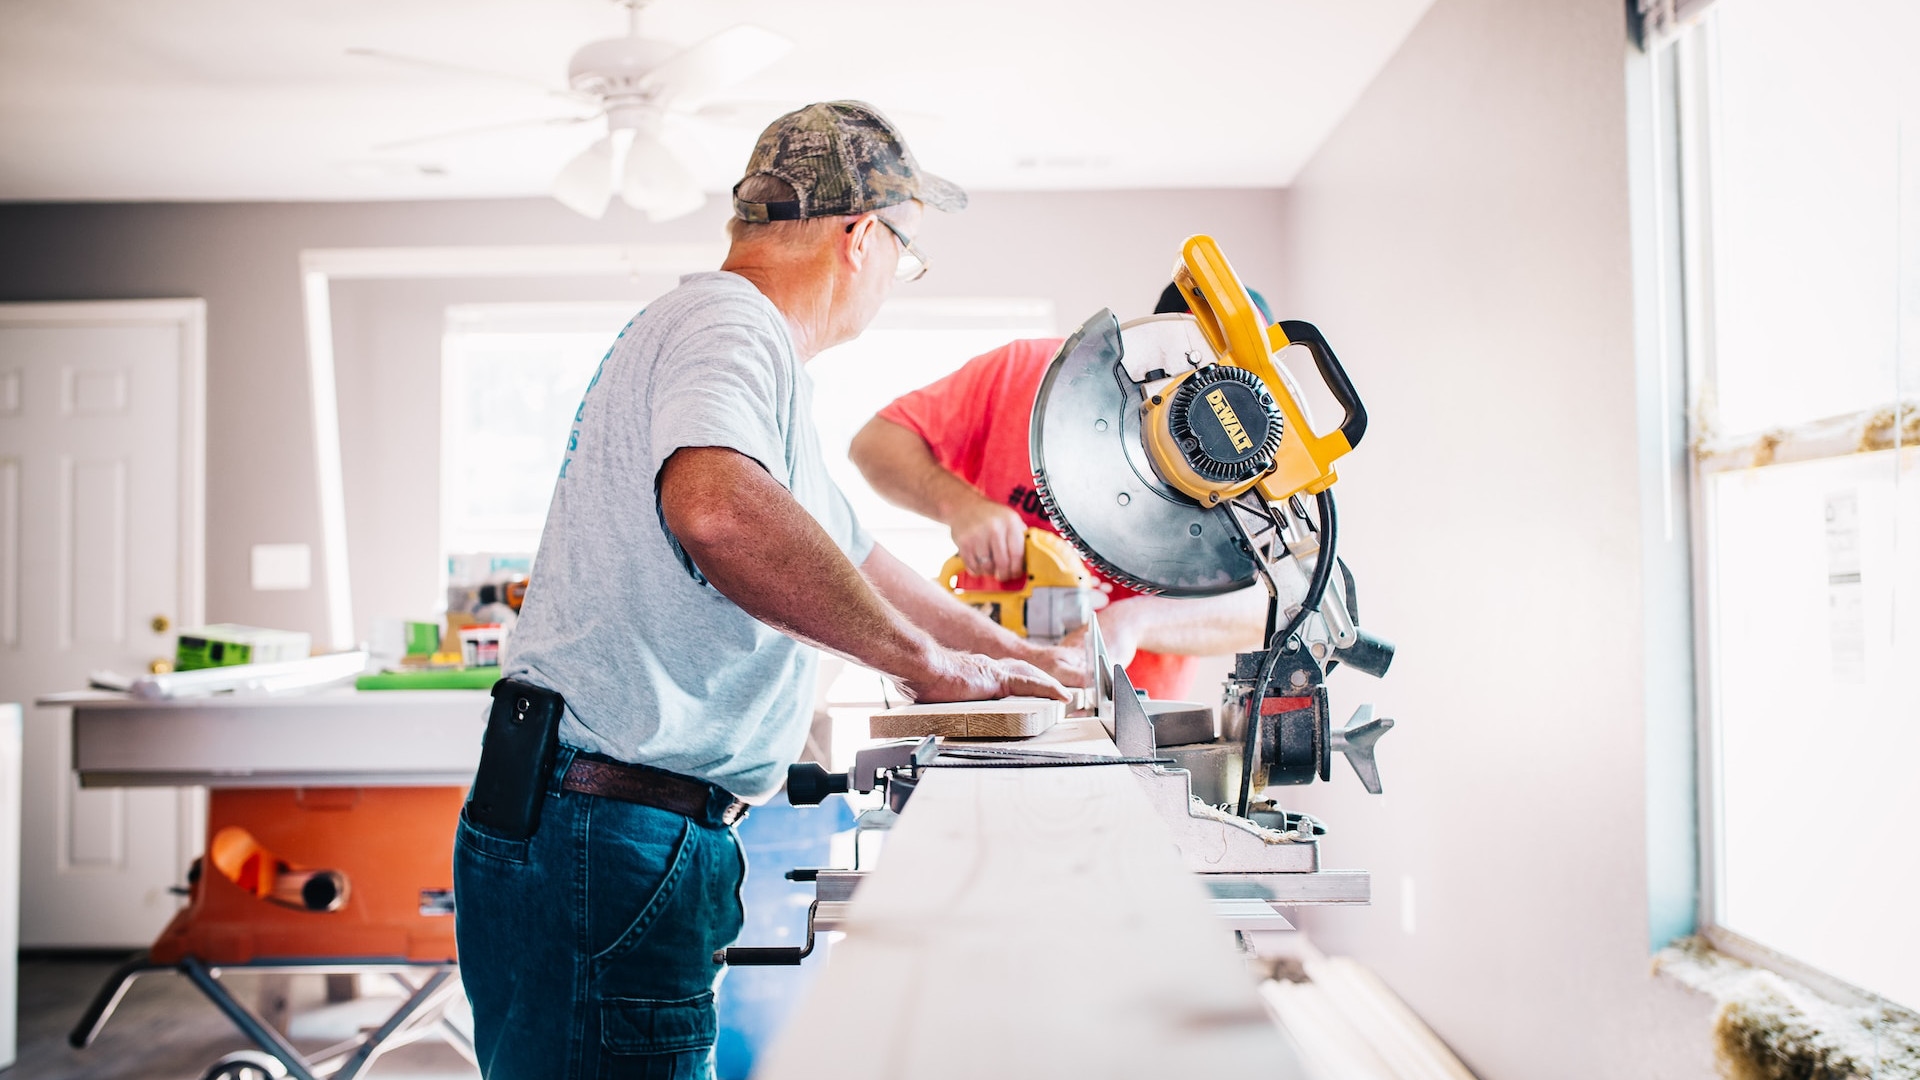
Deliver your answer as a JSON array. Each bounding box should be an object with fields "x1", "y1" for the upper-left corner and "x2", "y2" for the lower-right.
[
  {"x1": 0, "y1": 190, "x2": 1285, "y2": 640},
  {"x1": 1279, "y1": 0, "x2": 1715, "y2": 1076}
]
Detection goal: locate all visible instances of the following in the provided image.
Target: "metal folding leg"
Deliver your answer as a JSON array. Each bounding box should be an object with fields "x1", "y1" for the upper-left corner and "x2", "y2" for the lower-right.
[
  {"x1": 70, "y1": 954, "x2": 470, "y2": 1080},
  {"x1": 68, "y1": 951, "x2": 166, "y2": 1050}
]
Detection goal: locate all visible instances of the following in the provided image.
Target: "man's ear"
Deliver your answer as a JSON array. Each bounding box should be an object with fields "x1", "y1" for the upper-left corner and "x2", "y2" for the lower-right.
[{"x1": 841, "y1": 214, "x2": 876, "y2": 273}]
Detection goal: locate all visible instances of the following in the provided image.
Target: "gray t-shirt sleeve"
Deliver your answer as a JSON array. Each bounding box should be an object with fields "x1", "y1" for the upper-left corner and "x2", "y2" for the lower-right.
[{"x1": 649, "y1": 320, "x2": 793, "y2": 483}]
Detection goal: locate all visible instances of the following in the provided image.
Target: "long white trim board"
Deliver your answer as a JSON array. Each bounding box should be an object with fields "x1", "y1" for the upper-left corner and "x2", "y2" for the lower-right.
[{"x1": 756, "y1": 719, "x2": 1306, "y2": 1079}]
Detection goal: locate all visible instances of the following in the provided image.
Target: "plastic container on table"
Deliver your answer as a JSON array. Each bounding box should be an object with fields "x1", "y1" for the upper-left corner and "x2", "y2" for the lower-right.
[{"x1": 457, "y1": 624, "x2": 504, "y2": 668}]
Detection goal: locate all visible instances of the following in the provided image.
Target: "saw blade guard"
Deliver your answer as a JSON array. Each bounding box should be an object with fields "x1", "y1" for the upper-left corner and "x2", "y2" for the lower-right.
[{"x1": 1029, "y1": 311, "x2": 1258, "y2": 596}]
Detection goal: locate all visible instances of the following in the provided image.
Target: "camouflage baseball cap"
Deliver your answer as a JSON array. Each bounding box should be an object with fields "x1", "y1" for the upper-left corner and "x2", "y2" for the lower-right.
[{"x1": 732, "y1": 100, "x2": 967, "y2": 223}]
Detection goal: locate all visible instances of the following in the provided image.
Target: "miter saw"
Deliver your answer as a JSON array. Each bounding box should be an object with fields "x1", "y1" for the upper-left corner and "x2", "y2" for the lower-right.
[{"x1": 1031, "y1": 233, "x2": 1398, "y2": 829}]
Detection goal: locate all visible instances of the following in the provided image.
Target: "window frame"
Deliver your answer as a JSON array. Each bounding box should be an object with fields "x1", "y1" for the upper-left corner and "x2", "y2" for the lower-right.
[{"x1": 1669, "y1": 14, "x2": 1919, "y2": 1009}]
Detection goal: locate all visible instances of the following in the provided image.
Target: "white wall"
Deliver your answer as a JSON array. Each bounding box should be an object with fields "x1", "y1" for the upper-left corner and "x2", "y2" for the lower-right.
[{"x1": 1278, "y1": 0, "x2": 1716, "y2": 1076}]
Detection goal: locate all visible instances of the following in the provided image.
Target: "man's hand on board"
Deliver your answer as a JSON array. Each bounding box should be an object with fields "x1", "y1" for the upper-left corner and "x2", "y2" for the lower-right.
[
  {"x1": 900, "y1": 648, "x2": 1068, "y2": 704},
  {"x1": 1017, "y1": 639, "x2": 1092, "y2": 689}
]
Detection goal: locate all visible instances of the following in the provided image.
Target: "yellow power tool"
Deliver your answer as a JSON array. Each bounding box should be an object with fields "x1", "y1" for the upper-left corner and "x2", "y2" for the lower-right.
[{"x1": 939, "y1": 528, "x2": 1096, "y2": 645}]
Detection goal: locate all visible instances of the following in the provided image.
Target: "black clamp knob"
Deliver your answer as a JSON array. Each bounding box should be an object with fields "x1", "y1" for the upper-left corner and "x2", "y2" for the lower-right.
[{"x1": 785, "y1": 762, "x2": 848, "y2": 807}]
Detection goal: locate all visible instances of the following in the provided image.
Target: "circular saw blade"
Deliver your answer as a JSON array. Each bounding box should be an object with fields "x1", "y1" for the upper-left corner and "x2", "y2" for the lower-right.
[{"x1": 1029, "y1": 310, "x2": 1257, "y2": 597}]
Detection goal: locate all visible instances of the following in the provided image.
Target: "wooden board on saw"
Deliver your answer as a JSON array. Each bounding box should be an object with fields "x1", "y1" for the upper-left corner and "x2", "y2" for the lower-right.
[{"x1": 868, "y1": 697, "x2": 1064, "y2": 739}]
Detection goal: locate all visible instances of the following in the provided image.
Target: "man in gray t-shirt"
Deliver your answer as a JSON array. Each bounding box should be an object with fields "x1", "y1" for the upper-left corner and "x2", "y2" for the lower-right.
[
  {"x1": 504, "y1": 268, "x2": 876, "y2": 799},
  {"x1": 454, "y1": 102, "x2": 1086, "y2": 1079}
]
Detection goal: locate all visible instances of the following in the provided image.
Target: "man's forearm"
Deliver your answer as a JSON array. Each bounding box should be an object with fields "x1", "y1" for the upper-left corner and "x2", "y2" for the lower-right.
[
  {"x1": 659, "y1": 447, "x2": 937, "y2": 676},
  {"x1": 659, "y1": 447, "x2": 1069, "y2": 704},
  {"x1": 862, "y1": 542, "x2": 1033, "y2": 658},
  {"x1": 1107, "y1": 588, "x2": 1270, "y2": 657}
]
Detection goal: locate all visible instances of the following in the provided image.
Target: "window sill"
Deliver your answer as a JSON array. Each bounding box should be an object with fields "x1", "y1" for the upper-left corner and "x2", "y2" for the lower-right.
[{"x1": 1654, "y1": 933, "x2": 1920, "y2": 1077}]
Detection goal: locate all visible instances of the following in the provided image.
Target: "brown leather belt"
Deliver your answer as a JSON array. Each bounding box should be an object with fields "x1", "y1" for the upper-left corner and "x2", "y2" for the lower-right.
[{"x1": 561, "y1": 755, "x2": 749, "y2": 826}]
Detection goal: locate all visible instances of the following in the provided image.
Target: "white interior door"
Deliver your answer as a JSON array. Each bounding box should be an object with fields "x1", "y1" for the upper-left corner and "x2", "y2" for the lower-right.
[{"x1": 0, "y1": 301, "x2": 205, "y2": 947}]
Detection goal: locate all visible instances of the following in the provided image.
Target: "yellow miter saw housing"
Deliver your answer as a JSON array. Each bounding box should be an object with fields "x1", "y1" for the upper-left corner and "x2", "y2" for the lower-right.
[
  {"x1": 1143, "y1": 235, "x2": 1367, "y2": 507},
  {"x1": 940, "y1": 528, "x2": 1095, "y2": 645}
]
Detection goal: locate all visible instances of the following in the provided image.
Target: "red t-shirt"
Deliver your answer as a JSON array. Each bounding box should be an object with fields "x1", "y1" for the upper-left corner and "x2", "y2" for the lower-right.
[{"x1": 876, "y1": 338, "x2": 1198, "y2": 700}]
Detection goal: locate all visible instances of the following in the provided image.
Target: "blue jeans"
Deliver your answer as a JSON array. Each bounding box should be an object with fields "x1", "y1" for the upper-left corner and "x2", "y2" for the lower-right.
[{"x1": 454, "y1": 747, "x2": 747, "y2": 1079}]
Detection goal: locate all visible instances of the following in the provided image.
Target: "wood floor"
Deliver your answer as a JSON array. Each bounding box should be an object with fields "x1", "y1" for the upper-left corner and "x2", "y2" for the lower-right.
[{"x1": 8, "y1": 954, "x2": 477, "y2": 1080}]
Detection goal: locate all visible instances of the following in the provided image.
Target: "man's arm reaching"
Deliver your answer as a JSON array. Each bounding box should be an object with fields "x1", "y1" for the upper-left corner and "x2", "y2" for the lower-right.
[
  {"x1": 1098, "y1": 589, "x2": 1271, "y2": 667},
  {"x1": 853, "y1": 414, "x2": 1271, "y2": 667},
  {"x1": 657, "y1": 445, "x2": 1070, "y2": 703},
  {"x1": 849, "y1": 415, "x2": 1028, "y2": 581}
]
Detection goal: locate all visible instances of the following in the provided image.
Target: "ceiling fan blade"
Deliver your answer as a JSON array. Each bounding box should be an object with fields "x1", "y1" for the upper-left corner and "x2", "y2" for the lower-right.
[
  {"x1": 373, "y1": 113, "x2": 600, "y2": 152},
  {"x1": 621, "y1": 133, "x2": 707, "y2": 223},
  {"x1": 636, "y1": 26, "x2": 792, "y2": 107},
  {"x1": 553, "y1": 136, "x2": 616, "y2": 219},
  {"x1": 346, "y1": 47, "x2": 586, "y2": 101}
]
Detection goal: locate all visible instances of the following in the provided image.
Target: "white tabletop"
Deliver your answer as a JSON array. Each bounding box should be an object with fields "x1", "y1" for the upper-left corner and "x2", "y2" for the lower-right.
[{"x1": 46, "y1": 688, "x2": 488, "y2": 788}]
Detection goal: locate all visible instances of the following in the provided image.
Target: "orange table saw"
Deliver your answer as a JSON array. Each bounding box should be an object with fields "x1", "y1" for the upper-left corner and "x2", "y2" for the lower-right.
[{"x1": 48, "y1": 687, "x2": 487, "y2": 1080}]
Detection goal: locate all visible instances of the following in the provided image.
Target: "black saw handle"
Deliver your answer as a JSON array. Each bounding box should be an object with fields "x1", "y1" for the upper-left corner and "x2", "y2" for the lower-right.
[{"x1": 1277, "y1": 319, "x2": 1368, "y2": 451}]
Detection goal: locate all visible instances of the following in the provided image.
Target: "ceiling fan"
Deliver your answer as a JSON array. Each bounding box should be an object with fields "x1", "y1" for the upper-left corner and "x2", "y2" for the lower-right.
[{"x1": 349, "y1": 0, "x2": 792, "y2": 221}]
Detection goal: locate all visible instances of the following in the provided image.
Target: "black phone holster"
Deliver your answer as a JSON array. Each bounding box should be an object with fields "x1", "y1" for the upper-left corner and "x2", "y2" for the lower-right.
[{"x1": 465, "y1": 678, "x2": 566, "y2": 841}]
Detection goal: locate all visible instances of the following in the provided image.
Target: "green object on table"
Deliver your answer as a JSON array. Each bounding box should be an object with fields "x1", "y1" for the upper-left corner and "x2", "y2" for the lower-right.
[
  {"x1": 403, "y1": 621, "x2": 441, "y2": 657},
  {"x1": 176, "y1": 624, "x2": 311, "y2": 671},
  {"x1": 355, "y1": 668, "x2": 500, "y2": 691}
]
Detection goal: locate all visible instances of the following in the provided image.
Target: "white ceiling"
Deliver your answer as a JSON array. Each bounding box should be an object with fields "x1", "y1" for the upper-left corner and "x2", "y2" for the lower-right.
[{"x1": 0, "y1": 0, "x2": 1436, "y2": 204}]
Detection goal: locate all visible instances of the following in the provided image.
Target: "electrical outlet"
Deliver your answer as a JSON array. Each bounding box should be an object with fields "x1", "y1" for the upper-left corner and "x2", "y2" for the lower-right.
[{"x1": 251, "y1": 543, "x2": 312, "y2": 591}]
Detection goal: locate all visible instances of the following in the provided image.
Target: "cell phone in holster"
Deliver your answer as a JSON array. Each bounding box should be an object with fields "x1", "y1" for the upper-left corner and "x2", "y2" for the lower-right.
[{"x1": 466, "y1": 678, "x2": 566, "y2": 841}]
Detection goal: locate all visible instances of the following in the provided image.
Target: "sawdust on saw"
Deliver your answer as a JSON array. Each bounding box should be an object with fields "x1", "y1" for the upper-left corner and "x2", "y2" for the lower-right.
[
  {"x1": 1185, "y1": 799, "x2": 1317, "y2": 844},
  {"x1": 1655, "y1": 937, "x2": 1920, "y2": 1080}
]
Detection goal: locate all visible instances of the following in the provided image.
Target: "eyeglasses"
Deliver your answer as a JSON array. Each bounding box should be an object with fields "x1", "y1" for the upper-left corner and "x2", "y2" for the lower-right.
[{"x1": 849, "y1": 214, "x2": 930, "y2": 282}]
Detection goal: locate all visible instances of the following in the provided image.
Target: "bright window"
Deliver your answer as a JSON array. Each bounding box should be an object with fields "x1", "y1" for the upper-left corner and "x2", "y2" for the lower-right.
[
  {"x1": 441, "y1": 302, "x2": 638, "y2": 561},
  {"x1": 1681, "y1": 0, "x2": 1920, "y2": 1007}
]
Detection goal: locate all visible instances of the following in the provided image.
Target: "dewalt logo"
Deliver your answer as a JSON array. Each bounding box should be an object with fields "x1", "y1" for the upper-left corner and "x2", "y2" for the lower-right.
[{"x1": 1206, "y1": 388, "x2": 1255, "y2": 453}]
